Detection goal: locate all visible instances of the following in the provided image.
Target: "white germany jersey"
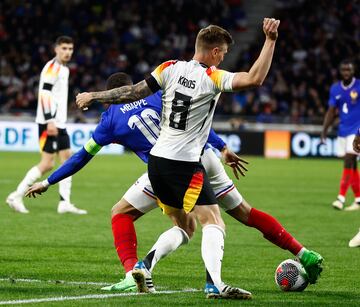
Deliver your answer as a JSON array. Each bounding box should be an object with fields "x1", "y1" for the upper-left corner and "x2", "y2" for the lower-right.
[
  {"x1": 149, "y1": 59, "x2": 235, "y2": 162},
  {"x1": 36, "y1": 58, "x2": 70, "y2": 129}
]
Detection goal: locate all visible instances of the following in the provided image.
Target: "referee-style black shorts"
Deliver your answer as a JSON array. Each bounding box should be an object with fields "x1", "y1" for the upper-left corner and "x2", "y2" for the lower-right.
[
  {"x1": 148, "y1": 154, "x2": 217, "y2": 214},
  {"x1": 38, "y1": 124, "x2": 70, "y2": 153}
]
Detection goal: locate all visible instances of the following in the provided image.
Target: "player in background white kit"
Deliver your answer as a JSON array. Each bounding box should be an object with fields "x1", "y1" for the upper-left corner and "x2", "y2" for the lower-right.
[{"x1": 6, "y1": 36, "x2": 87, "y2": 215}]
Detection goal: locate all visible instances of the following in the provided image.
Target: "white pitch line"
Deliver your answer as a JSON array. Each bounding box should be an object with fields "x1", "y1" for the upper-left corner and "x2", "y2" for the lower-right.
[
  {"x1": 0, "y1": 289, "x2": 201, "y2": 305},
  {"x1": 0, "y1": 278, "x2": 109, "y2": 286}
]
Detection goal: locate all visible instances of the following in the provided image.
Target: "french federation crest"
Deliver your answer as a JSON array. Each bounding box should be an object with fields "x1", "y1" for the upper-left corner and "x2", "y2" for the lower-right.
[{"x1": 350, "y1": 90, "x2": 358, "y2": 103}]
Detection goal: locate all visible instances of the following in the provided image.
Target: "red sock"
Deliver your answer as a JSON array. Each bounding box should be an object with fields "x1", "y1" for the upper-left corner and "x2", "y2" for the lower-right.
[
  {"x1": 339, "y1": 168, "x2": 353, "y2": 197},
  {"x1": 351, "y1": 169, "x2": 360, "y2": 198},
  {"x1": 112, "y1": 213, "x2": 138, "y2": 273},
  {"x1": 246, "y1": 208, "x2": 303, "y2": 255}
]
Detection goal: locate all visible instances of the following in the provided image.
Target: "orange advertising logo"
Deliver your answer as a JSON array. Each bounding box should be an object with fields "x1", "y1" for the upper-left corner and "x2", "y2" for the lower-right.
[{"x1": 265, "y1": 130, "x2": 290, "y2": 159}]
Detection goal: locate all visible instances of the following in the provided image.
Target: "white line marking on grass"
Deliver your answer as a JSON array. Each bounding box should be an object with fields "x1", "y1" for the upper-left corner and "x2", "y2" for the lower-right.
[
  {"x1": 0, "y1": 278, "x2": 108, "y2": 286},
  {"x1": 0, "y1": 289, "x2": 201, "y2": 305}
]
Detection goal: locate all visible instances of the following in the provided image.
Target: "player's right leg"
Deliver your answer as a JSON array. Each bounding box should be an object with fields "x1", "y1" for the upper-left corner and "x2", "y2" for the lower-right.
[
  {"x1": 102, "y1": 173, "x2": 153, "y2": 292},
  {"x1": 101, "y1": 197, "x2": 143, "y2": 292},
  {"x1": 192, "y1": 204, "x2": 251, "y2": 299},
  {"x1": 6, "y1": 125, "x2": 56, "y2": 213},
  {"x1": 103, "y1": 173, "x2": 192, "y2": 292}
]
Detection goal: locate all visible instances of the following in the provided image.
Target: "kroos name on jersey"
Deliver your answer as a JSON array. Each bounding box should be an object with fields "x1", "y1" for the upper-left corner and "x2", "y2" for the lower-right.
[{"x1": 178, "y1": 76, "x2": 196, "y2": 89}]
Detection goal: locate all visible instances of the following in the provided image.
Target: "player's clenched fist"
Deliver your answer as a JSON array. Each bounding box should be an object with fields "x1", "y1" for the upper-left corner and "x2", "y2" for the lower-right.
[
  {"x1": 263, "y1": 18, "x2": 280, "y2": 41},
  {"x1": 76, "y1": 92, "x2": 93, "y2": 109},
  {"x1": 353, "y1": 134, "x2": 360, "y2": 153}
]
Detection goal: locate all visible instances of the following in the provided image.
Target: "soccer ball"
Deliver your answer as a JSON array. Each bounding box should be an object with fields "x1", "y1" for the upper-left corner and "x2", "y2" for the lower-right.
[{"x1": 275, "y1": 259, "x2": 309, "y2": 291}]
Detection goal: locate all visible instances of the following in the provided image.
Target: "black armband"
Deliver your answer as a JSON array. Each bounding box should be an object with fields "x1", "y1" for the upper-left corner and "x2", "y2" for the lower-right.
[
  {"x1": 43, "y1": 83, "x2": 53, "y2": 91},
  {"x1": 145, "y1": 76, "x2": 161, "y2": 93}
]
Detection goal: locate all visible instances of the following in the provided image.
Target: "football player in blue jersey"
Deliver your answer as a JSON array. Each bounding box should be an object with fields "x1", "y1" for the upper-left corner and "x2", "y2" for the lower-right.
[
  {"x1": 321, "y1": 59, "x2": 360, "y2": 210},
  {"x1": 27, "y1": 72, "x2": 322, "y2": 294}
]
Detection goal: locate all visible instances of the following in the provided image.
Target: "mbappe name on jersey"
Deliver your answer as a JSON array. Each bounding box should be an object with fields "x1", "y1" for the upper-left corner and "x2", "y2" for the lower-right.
[{"x1": 120, "y1": 99, "x2": 148, "y2": 113}]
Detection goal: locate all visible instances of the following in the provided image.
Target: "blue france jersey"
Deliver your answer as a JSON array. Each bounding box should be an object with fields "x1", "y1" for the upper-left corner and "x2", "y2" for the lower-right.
[
  {"x1": 328, "y1": 78, "x2": 360, "y2": 137},
  {"x1": 92, "y1": 91, "x2": 162, "y2": 162}
]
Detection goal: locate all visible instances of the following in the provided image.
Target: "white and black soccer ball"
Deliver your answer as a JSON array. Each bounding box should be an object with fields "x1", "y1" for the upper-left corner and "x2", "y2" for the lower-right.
[{"x1": 275, "y1": 259, "x2": 309, "y2": 291}]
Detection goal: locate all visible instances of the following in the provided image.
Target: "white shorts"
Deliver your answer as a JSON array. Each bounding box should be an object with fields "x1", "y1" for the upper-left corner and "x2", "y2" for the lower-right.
[
  {"x1": 336, "y1": 135, "x2": 359, "y2": 157},
  {"x1": 123, "y1": 148, "x2": 243, "y2": 213}
]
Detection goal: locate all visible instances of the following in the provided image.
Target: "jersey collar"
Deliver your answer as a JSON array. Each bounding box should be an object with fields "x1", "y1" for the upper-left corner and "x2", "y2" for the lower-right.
[
  {"x1": 341, "y1": 77, "x2": 355, "y2": 90},
  {"x1": 191, "y1": 59, "x2": 209, "y2": 69}
]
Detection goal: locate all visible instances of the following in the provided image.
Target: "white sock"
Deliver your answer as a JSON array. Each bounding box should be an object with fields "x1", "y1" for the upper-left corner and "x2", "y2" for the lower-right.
[
  {"x1": 201, "y1": 224, "x2": 225, "y2": 290},
  {"x1": 296, "y1": 247, "x2": 307, "y2": 259},
  {"x1": 337, "y1": 195, "x2": 345, "y2": 203},
  {"x1": 143, "y1": 226, "x2": 189, "y2": 273},
  {"x1": 59, "y1": 176, "x2": 72, "y2": 203},
  {"x1": 16, "y1": 166, "x2": 42, "y2": 197},
  {"x1": 125, "y1": 271, "x2": 133, "y2": 278}
]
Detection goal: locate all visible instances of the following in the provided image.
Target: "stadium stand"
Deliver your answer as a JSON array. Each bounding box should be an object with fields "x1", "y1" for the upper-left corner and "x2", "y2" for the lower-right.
[{"x1": 0, "y1": 0, "x2": 359, "y2": 125}]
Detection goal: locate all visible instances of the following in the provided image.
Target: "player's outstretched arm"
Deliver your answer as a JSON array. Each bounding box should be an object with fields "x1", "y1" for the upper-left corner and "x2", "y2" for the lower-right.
[
  {"x1": 25, "y1": 138, "x2": 101, "y2": 198},
  {"x1": 232, "y1": 18, "x2": 279, "y2": 91},
  {"x1": 321, "y1": 106, "x2": 336, "y2": 143},
  {"x1": 76, "y1": 80, "x2": 152, "y2": 109}
]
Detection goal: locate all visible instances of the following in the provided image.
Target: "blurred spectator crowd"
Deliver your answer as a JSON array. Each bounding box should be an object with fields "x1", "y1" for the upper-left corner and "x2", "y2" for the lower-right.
[
  {"x1": 0, "y1": 0, "x2": 359, "y2": 125},
  {"x1": 0, "y1": 0, "x2": 246, "y2": 118},
  {"x1": 218, "y1": 0, "x2": 360, "y2": 125}
]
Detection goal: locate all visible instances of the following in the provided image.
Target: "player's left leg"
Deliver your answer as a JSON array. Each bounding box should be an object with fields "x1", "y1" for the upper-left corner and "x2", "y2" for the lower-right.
[
  {"x1": 225, "y1": 200, "x2": 322, "y2": 283},
  {"x1": 140, "y1": 212, "x2": 194, "y2": 275},
  {"x1": 333, "y1": 135, "x2": 358, "y2": 210},
  {"x1": 203, "y1": 148, "x2": 303, "y2": 255},
  {"x1": 202, "y1": 148, "x2": 323, "y2": 284},
  {"x1": 57, "y1": 131, "x2": 87, "y2": 214},
  {"x1": 133, "y1": 209, "x2": 193, "y2": 293}
]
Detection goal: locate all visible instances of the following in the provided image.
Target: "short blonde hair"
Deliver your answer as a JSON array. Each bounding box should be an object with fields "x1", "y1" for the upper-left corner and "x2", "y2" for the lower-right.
[{"x1": 195, "y1": 25, "x2": 234, "y2": 51}]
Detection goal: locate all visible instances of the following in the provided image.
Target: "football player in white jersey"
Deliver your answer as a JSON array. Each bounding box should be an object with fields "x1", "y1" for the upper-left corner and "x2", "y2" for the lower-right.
[
  {"x1": 76, "y1": 19, "x2": 321, "y2": 299},
  {"x1": 6, "y1": 36, "x2": 87, "y2": 215}
]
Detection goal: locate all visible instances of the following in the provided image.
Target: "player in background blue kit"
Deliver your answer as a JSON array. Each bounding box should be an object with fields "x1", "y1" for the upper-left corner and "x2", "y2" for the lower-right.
[
  {"x1": 321, "y1": 59, "x2": 360, "y2": 210},
  {"x1": 27, "y1": 73, "x2": 322, "y2": 294}
]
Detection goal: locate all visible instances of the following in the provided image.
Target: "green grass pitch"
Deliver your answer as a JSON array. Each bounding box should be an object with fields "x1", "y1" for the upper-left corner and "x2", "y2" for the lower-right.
[{"x1": 0, "y1": 151, "x2": 359, "y2": 306}]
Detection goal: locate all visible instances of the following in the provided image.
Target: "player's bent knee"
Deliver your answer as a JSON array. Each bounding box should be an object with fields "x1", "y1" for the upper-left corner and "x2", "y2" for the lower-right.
[
  {"x1": 186, "y1": 213, "x2": 197, "y2": 239},
  {"x1": 226, "y1": 199, "x2": 252, "y2": 224},
  {"x1": 344, "y1": 154, "x2": 357, "y2": 168},
  {"x1": 194, "y1": 204, "x2": 224, "y2": 228},
  {"x1": 111, "y1": 198, "x2": 143, "y2": 221},
  {"x1": 38, "y1": 161, "x2": 55, "y2": 173},
  {"x1": 217, "y1": 188, "x2": 243, "y2": 211}
]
